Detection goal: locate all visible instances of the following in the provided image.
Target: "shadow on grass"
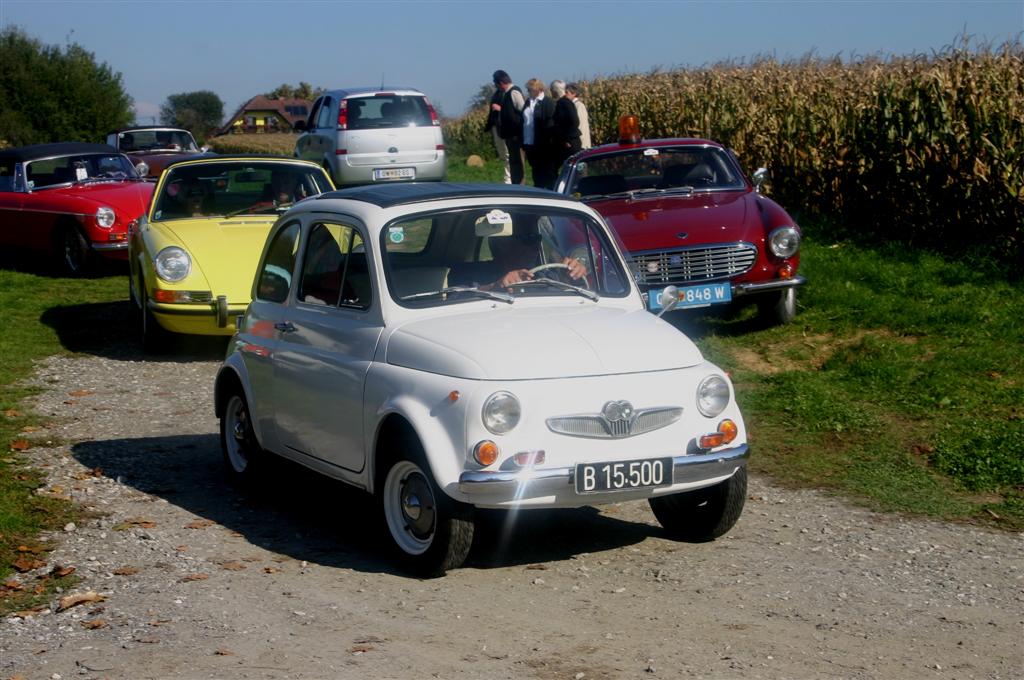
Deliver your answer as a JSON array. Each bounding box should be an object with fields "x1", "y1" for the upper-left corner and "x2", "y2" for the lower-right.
[
  {"x1": 40, "y1": 300, "x2": 229, "y2": 362},
  {"x1": 0, "y1": 248, "x2": 127, "y2": 279},
  {"x1": 71, "y1": 434, "x2": 656, "y2": 576}
]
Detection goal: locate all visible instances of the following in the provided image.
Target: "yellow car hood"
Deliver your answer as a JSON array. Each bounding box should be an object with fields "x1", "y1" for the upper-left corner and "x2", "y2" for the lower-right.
[{"x1": 156, "y1": 216, "x2": 278, "y2": 302}]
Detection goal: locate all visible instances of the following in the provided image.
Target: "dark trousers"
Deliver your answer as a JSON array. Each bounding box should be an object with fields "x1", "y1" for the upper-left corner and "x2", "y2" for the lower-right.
[
  {"x1": 554, "y1": 139, "x2": 581, "y2": 169},
  {"x1": 504, "y1": 136, "x2": 525, "y2": 185},
  {"x1": 524, "y1": 143, "x2": 556, "y2": 190}
]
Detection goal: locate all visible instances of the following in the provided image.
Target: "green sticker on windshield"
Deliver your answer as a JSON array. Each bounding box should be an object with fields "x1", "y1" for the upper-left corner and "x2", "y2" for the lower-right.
[{"x1": 388, "y1": 226, "x2": 405, "y2": 244}]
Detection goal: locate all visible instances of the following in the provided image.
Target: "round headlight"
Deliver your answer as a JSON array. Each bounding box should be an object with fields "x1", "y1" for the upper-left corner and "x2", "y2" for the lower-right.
[
  {"x1": 155, "y1": 246, "x2": 191, "y2": 283},
  {"x1": 482, "y1": 391, "x2": 521, "y2": 435},
  {"x1": 696, "y1": 375, "x2": 730, "y2": 418},
  {"x1": 769, "y1": 226, "x2": 801, "y2": 258},
  {"x1": 96, "y1": 206, "x2": 116, "y2": 229}
]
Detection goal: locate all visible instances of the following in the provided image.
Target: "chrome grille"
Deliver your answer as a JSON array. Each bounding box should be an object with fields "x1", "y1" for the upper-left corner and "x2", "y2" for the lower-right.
[
  {"x1": 547, "y1": 406, "x2": 683, "y2": 439},
  {"x1": 631, "y1": 243, "x2": 757, "y2": 286}
]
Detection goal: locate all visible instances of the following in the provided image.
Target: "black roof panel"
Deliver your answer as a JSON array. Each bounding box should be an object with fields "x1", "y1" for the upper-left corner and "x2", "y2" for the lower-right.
[
  {"x1": 317, "y1": 182, "x2": 563, "y2": 208},
  {"x1": 0, "y1": 143, "x2": 120, "y2": 163}
]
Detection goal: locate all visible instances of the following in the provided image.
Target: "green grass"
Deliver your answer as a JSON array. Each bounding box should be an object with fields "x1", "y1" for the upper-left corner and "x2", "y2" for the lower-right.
[
  {"x1": 694, "y1": 238, "x2": 1023, "y2": 528},
  {"x1": 0, "y1": 265, "x2": 124, "y2": 612},
  {"x1": 446, "y1": 154, "x2": 533, "y2": 185}
]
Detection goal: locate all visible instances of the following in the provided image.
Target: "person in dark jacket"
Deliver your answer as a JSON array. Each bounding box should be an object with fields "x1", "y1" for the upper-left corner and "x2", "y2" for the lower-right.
[
  {"x1": 489, "y1": 70, "x2": 527, "y2": 184},
  {"x1": 522, "y1": 78, "x2": 557, "y2": 189},
  {"x1": 550, "y1": 80, "x2": 581, "y2": 168}
]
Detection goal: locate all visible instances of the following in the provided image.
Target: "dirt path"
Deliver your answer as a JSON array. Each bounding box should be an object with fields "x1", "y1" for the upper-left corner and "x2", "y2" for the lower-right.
[{"x1": 1, "y1": 348, "x2": 1021, "y2": 680}]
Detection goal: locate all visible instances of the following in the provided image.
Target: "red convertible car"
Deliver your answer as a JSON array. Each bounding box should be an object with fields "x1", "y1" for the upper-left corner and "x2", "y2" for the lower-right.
[
  {"x1": 0, "y1": 143, "x2": 154, "y2": 274},
  {"x1": 557, "y1": 121, "x2": 805, "y2": 325}
]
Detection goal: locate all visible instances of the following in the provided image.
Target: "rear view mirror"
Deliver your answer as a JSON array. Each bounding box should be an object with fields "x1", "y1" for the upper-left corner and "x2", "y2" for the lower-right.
[{"x1": 474, "y1": 210, "x2": 513, "y2": 237}]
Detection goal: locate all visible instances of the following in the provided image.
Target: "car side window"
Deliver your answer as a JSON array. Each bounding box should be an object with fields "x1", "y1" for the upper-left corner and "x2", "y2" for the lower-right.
[
  {"x1": 256, "y1": 222, "x2": 301, "y2": 304},
  {"x1": 306, "y1": 98, "x2": 322, "y2": 130},
  {"x1": 298, "y1": 223, "x2": 371, "y2": 310},
  {"x1": 315, "y1": 97, "x2": 334, "y2": 130},
  {"x1": 0, "y1": 160, "x2": 14, "y2": 192}
]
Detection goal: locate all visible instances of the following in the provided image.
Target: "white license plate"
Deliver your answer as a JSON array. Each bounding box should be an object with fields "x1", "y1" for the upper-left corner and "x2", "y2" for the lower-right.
[
  {"x1": 575, "y1": 457, "x2": 674, "y2": 494},
  {"x1": 648, "y1": 282, "x2": 732, "y2": 311},
  {"x1": 373, "y1": 167, "x2": 415, "y2": 180}
]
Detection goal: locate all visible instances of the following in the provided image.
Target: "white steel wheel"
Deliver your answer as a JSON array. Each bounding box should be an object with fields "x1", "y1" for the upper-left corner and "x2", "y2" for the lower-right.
[
  {"x1": 379, "y1": 452, "x2": 474, "y2": 576},
  {"x1": 383, "y1": 460, "x2": 437, "y2": 556},
  {"x1": 221, "y1": 393, "x2": 261, "y2": 478}
]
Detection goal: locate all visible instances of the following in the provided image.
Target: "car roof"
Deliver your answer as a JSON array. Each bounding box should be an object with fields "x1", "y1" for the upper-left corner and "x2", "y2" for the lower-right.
[
  {"x1": 316, "y1": 182, "x2": 564, "y2": 209},
  {"x1": 0, "y1": 143, "x2": 120, "y2": 163},
  {"x1": 321, "y1": 86, "x2": 424, "y2": 99},
  {"x1": 107, "y1": 126, "x2": 192, "y2": 135},
  {"x1": 160, "y1": 154, "x2": 321, "y2": 171},
  {"x1": 575, "y1": 138, "x2": 725, "y2": 160}
]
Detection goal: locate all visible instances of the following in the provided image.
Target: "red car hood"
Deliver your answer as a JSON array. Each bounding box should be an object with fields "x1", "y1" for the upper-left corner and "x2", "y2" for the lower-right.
[
  {"x1": 47, "y1": 181, "x2": 153, "y2": 218},
  {"x1": 589, "y1": 190, "x2": 755, "y2": 252}
]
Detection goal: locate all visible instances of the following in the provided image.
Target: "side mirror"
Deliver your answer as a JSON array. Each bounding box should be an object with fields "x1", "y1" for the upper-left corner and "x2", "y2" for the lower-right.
[
  {"x1": 656, "y1": 285, "x2": 679, "y2": 318},
  {"x1": 752, "y1": 167, "x2": 768, "y2": 193},
  {"x1": 200, "y1": 145, "x2": 210, "y2": 153},
  {"x1": 293, "y1": 120, "x2": 307, "y2": 132},
  {"x1": 134, "y1": 161, "x2": 149, "y2": 177}
]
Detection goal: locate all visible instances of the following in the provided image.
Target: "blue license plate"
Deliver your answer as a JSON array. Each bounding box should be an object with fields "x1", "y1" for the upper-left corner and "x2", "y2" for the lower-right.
[{"x1": 648, "y1": 283, "x2": 732, "y2": 311}]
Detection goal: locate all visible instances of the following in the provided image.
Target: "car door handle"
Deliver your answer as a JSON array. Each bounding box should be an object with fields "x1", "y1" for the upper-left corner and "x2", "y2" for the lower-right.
[{"x1": 274, "y1": 322, "x2": 297, "y2": 333}]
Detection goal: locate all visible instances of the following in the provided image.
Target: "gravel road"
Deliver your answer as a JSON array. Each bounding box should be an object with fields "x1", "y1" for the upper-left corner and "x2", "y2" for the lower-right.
[{"x1": 2, "y1": 340, "x2": 1022, "y2": 680}]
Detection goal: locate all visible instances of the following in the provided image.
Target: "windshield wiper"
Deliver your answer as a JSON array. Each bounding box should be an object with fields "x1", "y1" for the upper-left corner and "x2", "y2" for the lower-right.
[
  {"x1": 400, "y1": 286, "x2": 514, "y2": 304},
  {"x1": 511, "y1": 278, "x2": 599, "y2": 301},
  {"x1": 223, "y1": 201, "x2": 293, "y2": 219}
]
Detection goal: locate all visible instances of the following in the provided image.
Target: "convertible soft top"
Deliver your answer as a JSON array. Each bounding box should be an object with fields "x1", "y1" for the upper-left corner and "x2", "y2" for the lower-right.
[
  {"x1": 319, "y1": 182, "x2": 562, "y2": 209},
  {"x1": 0, "y1": 143, "x2": 119, "y2": 163}
]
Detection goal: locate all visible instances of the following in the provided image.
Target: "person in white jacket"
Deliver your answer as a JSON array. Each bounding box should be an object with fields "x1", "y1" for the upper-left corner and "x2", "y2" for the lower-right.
[{"x1": 565, "y1": 83, "x2": 591, "y2": 149}]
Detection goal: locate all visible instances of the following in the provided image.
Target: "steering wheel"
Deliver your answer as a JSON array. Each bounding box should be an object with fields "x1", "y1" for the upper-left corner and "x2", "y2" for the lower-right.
[{"x1": 528, "y1": 263, "x2": 570, "y2": 276}]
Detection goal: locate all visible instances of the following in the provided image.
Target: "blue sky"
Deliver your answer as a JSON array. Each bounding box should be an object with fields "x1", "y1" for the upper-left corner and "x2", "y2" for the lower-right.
[{"x1": 1, "y1": 0, "x2": 1021, "y2": 124}]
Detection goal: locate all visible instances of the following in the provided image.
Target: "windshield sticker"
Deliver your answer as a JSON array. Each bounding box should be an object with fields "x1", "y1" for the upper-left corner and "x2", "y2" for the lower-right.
[
  {"x1": 75, "y1": 167, "x2": 88, "y2": 181},
  {"x1": 388, "y1": 226, "x2": 405, "y2": 244},
  {"x1": 26, "y1": 180, "x2": 34, "y2": 189},
  {"x1": 643, "y1": 148, "x2": 660, "y2": 157},
  {"x1": 486, "y1": 209, "x2": 512, "y2": 225},
  {"x1": 154, "y1": 210, "x2": 161, "y2": 220}
]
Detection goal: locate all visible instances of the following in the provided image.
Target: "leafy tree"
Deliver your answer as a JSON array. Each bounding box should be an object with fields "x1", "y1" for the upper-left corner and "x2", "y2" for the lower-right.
[
  {"x1": 0, "y1": 27, "x2": 134, "y2": 147},
  {"x1": 160, "y1": 91, "x2": 224, "y2": 142},
  {"x1": 469, "y1": 83, "x2": 496, "y2": 110},
  {"x1": 266, "y1": 82, "x2": 323, "y2": 101}
]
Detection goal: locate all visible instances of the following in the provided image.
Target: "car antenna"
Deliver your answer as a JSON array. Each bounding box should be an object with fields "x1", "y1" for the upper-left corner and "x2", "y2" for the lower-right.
[{"x1": 379, "y1": 74, "x2": 385, "y2": 91}]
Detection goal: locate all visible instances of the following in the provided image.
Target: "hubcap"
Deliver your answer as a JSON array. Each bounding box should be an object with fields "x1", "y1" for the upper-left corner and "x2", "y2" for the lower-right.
[
  {"x1": 384, "y1": 461, "x2": 437, "y2": 555},
  {"x1": 224, "y1": 396, "x2": 251, "y2": 473}
]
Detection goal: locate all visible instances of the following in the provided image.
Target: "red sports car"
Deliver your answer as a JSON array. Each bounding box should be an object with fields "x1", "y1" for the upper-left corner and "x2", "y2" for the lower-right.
[
  {"x1": 557, "y1": 125, "x2": 805, "y2": 325},
  {"x1": 0, "y1": 143, "x2": 154, "y2": 274}
]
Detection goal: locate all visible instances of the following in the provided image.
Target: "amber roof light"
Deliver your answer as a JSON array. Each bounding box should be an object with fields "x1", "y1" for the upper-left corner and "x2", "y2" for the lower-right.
[{"x1": 618, "y1": 115, "x2": 641, "y2": 144}]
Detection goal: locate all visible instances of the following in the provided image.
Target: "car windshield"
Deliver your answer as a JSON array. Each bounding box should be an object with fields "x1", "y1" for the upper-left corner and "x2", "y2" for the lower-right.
[
  {"x1": 345, "y1": 95, "x2": 432, "y2": 130},
  {"x1": 118, "y1": 130, "x2": 198, "y2": 152},
  {"x1": 382, "y1": 205, "x2": 631, "y2": 307},
  {"x1": 152, "y1": 162, "x2": 331, "y2": 221},
  {"x1": 24, "y1": 153, "x2": 139, "y2": 190},
  {"x1": 569, "y1": 146, "x2": 746, "y2": 198}
]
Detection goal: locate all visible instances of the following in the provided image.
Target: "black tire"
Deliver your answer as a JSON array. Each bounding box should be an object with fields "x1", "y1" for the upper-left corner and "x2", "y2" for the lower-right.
[
  {"x1": 53, "y1": 222, "x2": 91, "y2": 276},
  {"x1": 378, "y1": 440, "x2": 474, "y2": 577},
  {"x1": 136, "y1": 280, "x2": 172, "y2": 353},
  {"x1": 757, "y1": 288, "x2": 797, "y2": 326},
  {"x1": 219, "y1": 390, "x2": 265, "y2": 483},
  {"x1": 649, "y1": 467, "x2": 747, "y2": 542}
]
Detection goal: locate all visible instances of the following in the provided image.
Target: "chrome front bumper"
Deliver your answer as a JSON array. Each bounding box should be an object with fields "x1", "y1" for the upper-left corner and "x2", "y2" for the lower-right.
[
  {"x1": 91, "y1": 241, "x2": 129, "y2": 251},
  {"x1": 458, "y1": 444, "x2": 749, "y2": 497},
  {"x1": 732, "y1": 275, "x2": 806, "y2": 296}
]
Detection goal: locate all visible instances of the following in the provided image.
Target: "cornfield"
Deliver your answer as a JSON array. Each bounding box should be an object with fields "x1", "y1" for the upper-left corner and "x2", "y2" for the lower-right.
[
  {"x1": 445, "y1": 41, "x2": 1023, "y2": 269},
  {"x1": 207, "y1": 133, "x2": 297, "y2": 156}
]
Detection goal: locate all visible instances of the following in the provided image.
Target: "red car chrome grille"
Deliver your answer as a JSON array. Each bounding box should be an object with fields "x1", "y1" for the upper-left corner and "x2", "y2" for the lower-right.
[{"x1": 630, "y1": 243, "x2": 758, "y2": 286}]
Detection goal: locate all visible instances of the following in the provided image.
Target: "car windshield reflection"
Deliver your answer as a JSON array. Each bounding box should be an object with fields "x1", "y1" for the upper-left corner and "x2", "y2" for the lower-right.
[
  {"x1": 571, "y1": 146, "x2": 746, "y2": 199},
  {"x1": 381, "y1": 206, "x2": 630, "y2": 307}
]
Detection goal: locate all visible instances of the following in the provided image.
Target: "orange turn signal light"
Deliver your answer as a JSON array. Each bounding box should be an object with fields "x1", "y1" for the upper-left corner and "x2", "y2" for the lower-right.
[
  {"x1": 473, "y1": 440, "x2": 499, "y2": 466},
  {"x1": 779, "y1": 262, "x2": 794, "y2": 279},
  {"x1": 699, "y1": 419, "x2": 738, "y2": 450},
  {"x1": 448, "y1": 390, "x2": 460, "y2": 403}
]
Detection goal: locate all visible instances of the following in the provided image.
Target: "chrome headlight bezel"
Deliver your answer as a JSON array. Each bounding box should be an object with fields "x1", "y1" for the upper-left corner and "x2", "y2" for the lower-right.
[
  {"x1": 95, "y1": 206, "x2": 116, "y2": 229},
  {"x1": 482, "y1": 391, "x2": 521, "y2": 435},
  {"x1": 696, "y1": 375, "x2": 731, "y2": 418},
  {"x1": 768, "y1": 226, "x2": 801, "y2": 258},
  {"x1": 154, "y1": 246, "x2": 191, "y2": 283}
]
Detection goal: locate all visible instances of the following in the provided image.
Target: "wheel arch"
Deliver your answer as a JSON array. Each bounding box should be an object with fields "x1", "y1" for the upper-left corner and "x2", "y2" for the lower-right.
[{"x1": 214, "y1": 361, "x2": 267, "y2": 447}]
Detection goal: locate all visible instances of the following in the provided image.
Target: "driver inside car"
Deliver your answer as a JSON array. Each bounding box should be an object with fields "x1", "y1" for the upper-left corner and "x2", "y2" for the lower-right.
[{"x1": 483, "y1": 216, "x2": 587, "y2": 290}]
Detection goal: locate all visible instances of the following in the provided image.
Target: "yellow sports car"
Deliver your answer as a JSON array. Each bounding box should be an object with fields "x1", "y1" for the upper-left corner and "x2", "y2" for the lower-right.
[{"x1": 129, "y1": 156, "x2": 334, "y2": 350}]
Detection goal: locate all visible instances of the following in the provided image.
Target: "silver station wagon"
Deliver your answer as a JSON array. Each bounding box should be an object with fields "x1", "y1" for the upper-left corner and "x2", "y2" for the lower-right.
[
  {"x1": 215, "y1": 183, "x2": 749, "y2": 575},
  {"x1": 294, "y1": 87, "x2": 446, "y2": 187}
]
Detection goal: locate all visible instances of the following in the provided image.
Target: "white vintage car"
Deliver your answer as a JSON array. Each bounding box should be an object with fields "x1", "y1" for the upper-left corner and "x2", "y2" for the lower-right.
[{"x1": 215, "y1": 183, "x2": 749, "y2": 575}]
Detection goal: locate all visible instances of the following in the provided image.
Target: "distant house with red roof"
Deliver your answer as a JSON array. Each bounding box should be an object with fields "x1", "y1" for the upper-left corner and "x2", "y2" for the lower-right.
[{"x1": 221, "y1": 96, "x2": 311, "y2": 134}]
